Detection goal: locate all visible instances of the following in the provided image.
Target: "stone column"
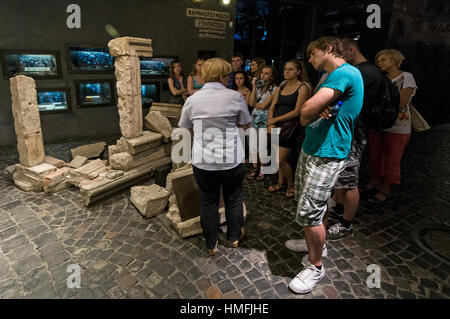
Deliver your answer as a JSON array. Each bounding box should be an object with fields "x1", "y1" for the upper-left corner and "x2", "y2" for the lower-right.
[
  {"x1": 10, "y1": 75, "x2": 45, "y2": 167},
  {"x1": 108, "y1": 37, "x2": 153, "y2": 139}
]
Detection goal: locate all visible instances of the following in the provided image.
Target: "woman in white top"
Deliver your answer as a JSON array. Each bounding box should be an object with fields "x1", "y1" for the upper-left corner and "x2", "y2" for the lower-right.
[
  {"x1": 178, "y1": 58, "x2": 251, "y2": 256},
  {"x1": 366, "y1": 49, "x2": 418, "y2": 204}
]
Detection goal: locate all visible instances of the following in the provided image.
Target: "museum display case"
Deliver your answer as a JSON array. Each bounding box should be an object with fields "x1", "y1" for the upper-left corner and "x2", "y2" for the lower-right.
[
  {"x1": 67, "y1": 45, "x2": 115, "y2": 73},
  {"x1": 140, "y1": 56, "x2": 178, "y2": 77},
  {"x1": 74, "y1": 79, "x2": 115, "y2": 108},
  {"x1": 37, "y1": 87, "x2": 72, "y2": 113},
  {"x1": 0, "y1": 49, "x2": 62, "y2": 79}
]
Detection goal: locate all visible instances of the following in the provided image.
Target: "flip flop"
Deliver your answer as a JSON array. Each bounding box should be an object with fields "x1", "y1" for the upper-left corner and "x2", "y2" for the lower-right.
[
  {"x1": 285, "y1": 186, "x2": 295, "y2": 198},
  {"x1": 268, "y1": 183, "x2": 287, "y2": 193}
]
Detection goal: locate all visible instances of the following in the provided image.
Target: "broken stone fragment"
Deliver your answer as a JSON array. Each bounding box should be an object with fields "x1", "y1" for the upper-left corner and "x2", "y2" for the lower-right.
[
  {"x1": 44, "y1": 155, "x2": 65, "y2": 168},
  {"x1": 105, "y1": 170, "x2": 124, "y2": 180},
  {"x1": 144, "y1": 111, "x2": 174, "y2": 140},
  {"x1": 26, "y1": 163, "x2": 57, "y2": 179},
  {"x1": 70, "y1": 142, "x2": 106, "y2": 160},
  {"x1": 43, "y1": 167, "x2": 70, "y2": 187},
  {"x1": 123, "y1": 131, "x2": 163, "y2": 155},
  {"x1": 108, "y1": 145, "x2": 120, "y2": 157},
  {"x1": 43, "y1": 180, "x2": 72, "y2": 194},
  {"x1": 68, "y1": 155, "x2": 89, "y2": 169},
  {"x1": 130, "y1": 184, "x2": 170, "y2": 218},
  {"x1": 72, "y1": 159, "x2": 107, "y2": 180},
  {"x1": 109, "y1": 152, "x2": 133, "y2": 171}
]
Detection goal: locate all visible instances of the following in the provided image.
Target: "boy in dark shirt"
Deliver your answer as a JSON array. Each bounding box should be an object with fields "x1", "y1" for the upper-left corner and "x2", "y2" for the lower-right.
[{"x1": 327, "y1": 38, "x2": 385, "y2": 240}]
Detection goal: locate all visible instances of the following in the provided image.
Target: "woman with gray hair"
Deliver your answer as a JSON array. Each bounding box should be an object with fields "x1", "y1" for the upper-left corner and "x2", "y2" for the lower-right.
[{"x1": 178, "y1": 58, "x2": 252, "y2": 256}]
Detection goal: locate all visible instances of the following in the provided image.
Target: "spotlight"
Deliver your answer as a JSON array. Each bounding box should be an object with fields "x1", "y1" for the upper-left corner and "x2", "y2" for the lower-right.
[{"x1": 222, "y1": 0, "x2": 231, "y2": 5}]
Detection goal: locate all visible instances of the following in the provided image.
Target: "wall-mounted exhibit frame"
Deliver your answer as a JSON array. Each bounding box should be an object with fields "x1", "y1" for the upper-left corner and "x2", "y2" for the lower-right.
[
  {"x1": 74, "y1": 79, "x2": 116, "y2": 108},
  {"x1": 140, "y1": 55, "x2": 179, "y2": 78},
  {"x1": 66, "y1": 43, "x2": 115, "y2": 74},
  {"x1": 37, "y1": 87, "x2": 72, "y2": 114},
  {"x1": 141, "y1": 81, "x2": 160, "y2": 108},
  {"x1": 0, "y1": 49, "x2": 62, "y2": 80}
]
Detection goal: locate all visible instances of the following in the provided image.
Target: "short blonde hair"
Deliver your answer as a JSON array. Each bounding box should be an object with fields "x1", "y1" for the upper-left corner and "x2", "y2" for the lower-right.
[
  {"x1": 201, "y1": 58, "x2": 232, "y2": 83},
  {"x1": 375, "y1": 49, "x2": 405, "y2": 68}
]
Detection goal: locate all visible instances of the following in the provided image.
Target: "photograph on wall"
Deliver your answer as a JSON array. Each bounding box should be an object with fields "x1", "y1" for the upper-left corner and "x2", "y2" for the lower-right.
[
  {"x1": 37, "y1": 89, "x2": 70, "y2": 113},
  {"x1": 1, "y1": 51, "x2": 60, "y2": 79},
  {"x1": 140, "y1": 56, "x2": 178, "y2": 77},
  {"x1": 141, "y1": 82, "x2": 160, "y2": 108},
  {"x1": 75, "y1": 80, "x2": 115, "y2": 108},
  {"x1": 68, "y1": 47, "x2": 115, "y2": 73}
]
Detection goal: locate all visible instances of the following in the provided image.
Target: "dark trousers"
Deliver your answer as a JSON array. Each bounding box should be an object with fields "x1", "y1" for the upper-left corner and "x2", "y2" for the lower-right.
[{"x1": 193, "y1": 164, "x2": 245, "y2": 250}]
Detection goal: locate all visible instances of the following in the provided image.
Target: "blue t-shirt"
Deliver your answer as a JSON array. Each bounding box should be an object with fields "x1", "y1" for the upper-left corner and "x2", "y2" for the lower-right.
[{"x1": 302, "y1": 63, "x2": 364, "y2": 159}]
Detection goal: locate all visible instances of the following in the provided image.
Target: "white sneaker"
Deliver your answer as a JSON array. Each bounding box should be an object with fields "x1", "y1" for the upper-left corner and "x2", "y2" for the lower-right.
[
  {"x1": 289, "y1": 262, "x2": 325, "y2": 294},
  {"x1": 285, "y1": 239, "x2": 327, "y2": 256}
]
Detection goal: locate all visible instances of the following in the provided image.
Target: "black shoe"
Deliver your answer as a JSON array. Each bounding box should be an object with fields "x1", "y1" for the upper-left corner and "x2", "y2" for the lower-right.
[{"x1": 329, "y1": 204, "x2": 344, "y2": 220}]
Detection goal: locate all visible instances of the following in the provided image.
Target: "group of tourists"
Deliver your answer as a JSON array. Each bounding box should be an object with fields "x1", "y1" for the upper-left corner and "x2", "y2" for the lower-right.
[{"x1": 175, "y1": 35, "x2": 417, "y2": 294}]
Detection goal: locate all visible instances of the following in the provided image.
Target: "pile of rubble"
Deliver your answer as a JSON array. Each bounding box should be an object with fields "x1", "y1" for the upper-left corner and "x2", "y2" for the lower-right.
[{"x1": 130, "y1": 163, "x2": 248, "y2": 238}]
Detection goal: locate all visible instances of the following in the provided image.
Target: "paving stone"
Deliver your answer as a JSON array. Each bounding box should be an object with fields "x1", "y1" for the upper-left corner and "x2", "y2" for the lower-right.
[
  {"x1": 205, "y1": 286, "x2": 222, "y2": 299},
  {"x1": 246, "y1": 268, "x2": 263, "y2": 281},
  {"x1": 333, "y1": 281, "x2": 351, "y2": 293},
  {"x1": 119, "y1": 274, "x2": 138, "y2": 291},
  {"x1": 195, "y1": 278, "x2": 212, "y2": 292},
  {"x1": 12, "y1": 254, "x2": 44, "y2": 276},
  {"x1": 218, "y1": 280, "x2": 236, "y2": 294},
  {"x1": 1, "y1": 235, "x2": 29, "y2": 254}
]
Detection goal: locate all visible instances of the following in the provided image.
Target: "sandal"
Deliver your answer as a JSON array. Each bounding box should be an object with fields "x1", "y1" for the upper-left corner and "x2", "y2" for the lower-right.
[
  {"x1": 367, "y1": 191, "x2": 390, "y2": 204},
  {"x1": 256, "y1": 172, "x2": 265, "y2": 181},
  {"x1": 285, "y1": 186, "x2": 295, "y2": 198},
  {"x1": 268, "y1": 183, "x2": 287, "y2": 193},
  {"x1": 231, "y1": 227, "x2": 245, "y2": 248},
  {"x1": 248, "y1": 167, "x2": 259, "y2": 180},
  {"x1": 208, "y1": 240, "x2": 219, "y2": 256}
]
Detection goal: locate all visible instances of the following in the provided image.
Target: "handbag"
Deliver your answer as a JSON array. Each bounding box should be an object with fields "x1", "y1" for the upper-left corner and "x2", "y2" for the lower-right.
[
  {"x1": 271, "y1": 82, "x2": 305, "y2": 140},
  {"x1": 277, "y1": 119, "x2": 299, "y2": 141},
  {"x1": 410, "y1": 105, "x2": 431, "y2": 132}
]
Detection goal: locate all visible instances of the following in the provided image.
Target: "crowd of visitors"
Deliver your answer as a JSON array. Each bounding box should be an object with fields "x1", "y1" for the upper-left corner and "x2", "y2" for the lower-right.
[{"x1": 175, "y1": 36, "x2": 418, "y2": 294}]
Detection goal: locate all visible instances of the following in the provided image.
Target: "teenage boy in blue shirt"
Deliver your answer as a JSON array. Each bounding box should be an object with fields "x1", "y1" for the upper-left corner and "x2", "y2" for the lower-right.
[{"x1": 285, "y1": 36, "x2": 364, "y2": 294}]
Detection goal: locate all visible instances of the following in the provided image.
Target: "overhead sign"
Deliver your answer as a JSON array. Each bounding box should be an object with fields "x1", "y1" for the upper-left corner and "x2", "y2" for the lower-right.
[
  {"x1": 195, "y1": 19, "x2": 227, "y2": 30},
  {"x1": 186, "y1": 8, "x2": 230, "y2": 21},
  {"x1": 198, "y1": 29, "x2": 227, "y2": 39}
]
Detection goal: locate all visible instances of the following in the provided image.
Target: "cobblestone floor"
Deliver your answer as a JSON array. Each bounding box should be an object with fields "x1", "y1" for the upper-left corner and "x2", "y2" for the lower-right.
[{"x1": 0, "y1": 125, "x2": 449, "y2": 299}]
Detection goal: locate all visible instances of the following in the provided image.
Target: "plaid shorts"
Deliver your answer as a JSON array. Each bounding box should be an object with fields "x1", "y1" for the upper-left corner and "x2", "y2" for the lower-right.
[
  {"x1": 335, "y1": 126, "x2": 367, "y2": 189},
  {"x1": 294, "y1": 149, "x2": 346, "y2": 226}
]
